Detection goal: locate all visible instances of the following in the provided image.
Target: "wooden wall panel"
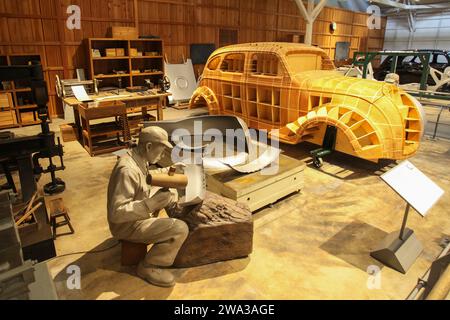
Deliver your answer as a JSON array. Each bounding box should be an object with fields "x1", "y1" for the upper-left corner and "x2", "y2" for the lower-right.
[
  {"x1": 318, "y1": 7, "x2": 334, "y2": 21},
  {"x1": 332, "y1": 8, "x2": 354, "y2": 24},
  {"x1": 240, "y1": 0, "x2": 277, "y2": 12},
  {"x1": 0, "y1": 0, "x2": 386, "y2": 118},
  {"x1": 39, "y1": 0, "x2": 57, "y2": 16},
  {"x1": 353, "y1": 12, "x2": 368, "y2": 26},
  {"x1": 278, "y1": 0, "x2": 298, "y2": 15},
  {"x1": 0, "y1": 18, "x2": 10, "y2": 42}
]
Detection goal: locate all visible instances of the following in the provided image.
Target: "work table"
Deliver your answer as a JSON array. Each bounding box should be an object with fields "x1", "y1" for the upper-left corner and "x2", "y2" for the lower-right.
[{"x1": 62, "y1": 90, "x2": 170, "y2": 156}]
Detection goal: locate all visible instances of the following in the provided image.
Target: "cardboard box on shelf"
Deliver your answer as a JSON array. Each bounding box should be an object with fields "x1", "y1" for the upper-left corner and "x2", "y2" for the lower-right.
[
  {"x1": 105, "y1": 49, "x2": 117, "y2": 57},
  {"x1": 116, "y1": 48, "x2": 125, "y2": 57},
  {"x1": 92, "y1": 49, "x2": 101, "y2": 58},
  {"x1": 130, "y1": 48, "x2": 138, "y2": 57}
]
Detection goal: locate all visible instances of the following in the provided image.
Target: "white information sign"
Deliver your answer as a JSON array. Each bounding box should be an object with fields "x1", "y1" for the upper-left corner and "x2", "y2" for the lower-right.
[
  {"x1": 381, "y1": 160, "x2": 444, "y2": 217},
  {"x1": 71, "y1": 85, "x2": 91, "y2": 102}
]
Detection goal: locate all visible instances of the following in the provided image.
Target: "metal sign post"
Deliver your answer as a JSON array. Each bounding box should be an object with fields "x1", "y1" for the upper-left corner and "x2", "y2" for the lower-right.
[
  {"x1": 371, "y1": 161, "x2": 444, "y2": 274},
  {"x1": 399, "y1": 203, "x2": 410, "y2": 241}
]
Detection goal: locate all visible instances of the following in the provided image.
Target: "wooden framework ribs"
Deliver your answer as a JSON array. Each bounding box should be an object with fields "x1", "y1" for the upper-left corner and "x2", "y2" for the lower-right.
[
  {"x1": 190, "y1": 86, "x2": 220, "y2": 114},
  {"x1": 279, "y1": 105, "x2": 384, "y2": 160},
  {"x1": 271, "y1": 95, "x2": 423, "y2": 160},
  {"x1": 190, "y1": 42, "x2": 425, "y2": 162}
]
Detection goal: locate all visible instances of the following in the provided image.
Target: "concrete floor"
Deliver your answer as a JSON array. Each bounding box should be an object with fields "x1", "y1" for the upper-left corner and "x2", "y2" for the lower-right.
[{"x1": 4, "y1": 106, "x2": 450, "y2": 300}]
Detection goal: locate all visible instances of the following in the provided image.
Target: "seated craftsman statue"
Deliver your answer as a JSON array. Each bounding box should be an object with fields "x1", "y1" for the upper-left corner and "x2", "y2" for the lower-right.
[{"x1": 107, "y1": 127, "x2": 189, "y2": 287}]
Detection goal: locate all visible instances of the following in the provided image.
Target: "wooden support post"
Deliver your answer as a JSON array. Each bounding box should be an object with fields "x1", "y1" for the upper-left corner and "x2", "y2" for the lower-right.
[
  {"x1": 306, "y1": 0, "x2": 315, "y2": 45},
  {"x1": 293, "y1": 0, "x2": 327, "y2": 45}
]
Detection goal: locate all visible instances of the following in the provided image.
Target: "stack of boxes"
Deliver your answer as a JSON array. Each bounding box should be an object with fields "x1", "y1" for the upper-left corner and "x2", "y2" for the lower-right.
[{"x1": 105, "y1": 48, "x2": 126, "y2": 57}]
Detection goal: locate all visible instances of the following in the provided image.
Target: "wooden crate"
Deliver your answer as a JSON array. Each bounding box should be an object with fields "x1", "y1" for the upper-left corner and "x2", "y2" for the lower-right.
[
  {"x1": 110, "y1": 27, "x2": 139, "y2": 40},
  {"x1": 0, "y1": 110, "x2": 16, "y2": 127},
  {"x1": 105, "y1": 48, "x2": 117, "y2": 57},
  {"x1": 0, "y1": 93, "x2": 17, "y2": 127},
  {"x1": 59, "y1": 123, "x2": 79, "y2": 142},
  {"x1": 129, "y1": 48, "x2": 138, "y2": 57},
  {"x1": 206, "y1": 154, "x2": 306, "y2": 212},
  {"x1": 19, "y1": 111, "x2": 38, "y2": 124},
  {"x1": 116, "y1": 48, "x2": 126, "y2": 57}
]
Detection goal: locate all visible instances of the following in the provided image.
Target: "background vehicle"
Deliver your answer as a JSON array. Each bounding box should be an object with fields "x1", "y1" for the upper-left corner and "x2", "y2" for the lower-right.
[{"x1": 373, "y1": 50, "x2": 450, "y2": 92}]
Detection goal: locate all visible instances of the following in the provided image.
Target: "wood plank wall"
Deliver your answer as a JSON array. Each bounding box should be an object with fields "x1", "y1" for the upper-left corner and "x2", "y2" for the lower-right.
[{"x1": 0, "y1": 0, "x2": 386, "y2": 118}]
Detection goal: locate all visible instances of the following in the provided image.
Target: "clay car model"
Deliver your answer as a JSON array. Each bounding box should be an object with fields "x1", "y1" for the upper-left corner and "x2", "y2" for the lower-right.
[{"x1": 190, "y1": 42, "x2": 425, "y2": 162}]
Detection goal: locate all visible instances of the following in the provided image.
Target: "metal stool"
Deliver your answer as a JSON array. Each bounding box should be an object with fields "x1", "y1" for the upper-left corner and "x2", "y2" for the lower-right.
[{"x1": 49, "y1": 198, "x2": 74, "y2": 239}]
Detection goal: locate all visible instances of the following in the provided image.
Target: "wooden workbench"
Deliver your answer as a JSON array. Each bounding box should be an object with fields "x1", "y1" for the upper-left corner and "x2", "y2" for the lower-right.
[
  {"x1": 77, "y1": 100, "x2": 129, "y2": 156},
  {"x1": 63, "y1": 90, "x2": 169, "y2": 119},
  {"x1": 63, "y1": 90, "x2": 170, "y2": 154}
]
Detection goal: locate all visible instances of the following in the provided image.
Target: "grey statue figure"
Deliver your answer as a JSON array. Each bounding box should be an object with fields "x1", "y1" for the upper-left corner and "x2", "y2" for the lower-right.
[{"x1": 107, "y1": 126, "x2": 189, "y2": 287}]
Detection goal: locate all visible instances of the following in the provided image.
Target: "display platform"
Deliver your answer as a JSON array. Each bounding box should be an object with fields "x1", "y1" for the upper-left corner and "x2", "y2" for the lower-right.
[{"x1": 206, "y1": 154, "x2": 305, "y2": 212}]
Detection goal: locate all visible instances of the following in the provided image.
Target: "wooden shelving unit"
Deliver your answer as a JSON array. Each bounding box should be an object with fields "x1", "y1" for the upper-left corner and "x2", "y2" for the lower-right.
[
  {"x1": 87, "y1": 38, "x2": 164, "y2": 90},
  {"x1": 0, "y1": 54, "x2": 42, "y2": 129}
]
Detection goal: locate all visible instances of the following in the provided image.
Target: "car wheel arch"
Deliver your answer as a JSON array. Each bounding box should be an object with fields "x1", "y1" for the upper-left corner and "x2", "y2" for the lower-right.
[
  {"x1": 284, "y1": 105, "x2": 385, "y2": 159},
  {"x1": 189, "y1": 86, "x2": 220, "y2": 114}
]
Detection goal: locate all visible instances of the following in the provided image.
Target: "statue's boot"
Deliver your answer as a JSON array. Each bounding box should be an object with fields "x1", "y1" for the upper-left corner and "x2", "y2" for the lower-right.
[{"x1": 136, "y1": 261, "x2": 175, "y2": 287}]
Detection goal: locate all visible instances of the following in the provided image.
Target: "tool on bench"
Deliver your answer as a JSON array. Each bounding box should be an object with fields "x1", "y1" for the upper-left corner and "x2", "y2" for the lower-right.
[
  {"x1": 14, "y1": 192, "x2": 42, "y2": 226},
  {"x1": 158, "y1": 76, "x2": 171, "y2": 94}
]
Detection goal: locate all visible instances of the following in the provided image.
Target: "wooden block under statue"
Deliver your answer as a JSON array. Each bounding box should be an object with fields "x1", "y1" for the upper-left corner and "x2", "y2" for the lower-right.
[
  {"x1": 172, "y1": 192, "x2": 253, "y2": 268},
  {"x1": 121, "y1": 241, "x2": 147, "y2": 266}
]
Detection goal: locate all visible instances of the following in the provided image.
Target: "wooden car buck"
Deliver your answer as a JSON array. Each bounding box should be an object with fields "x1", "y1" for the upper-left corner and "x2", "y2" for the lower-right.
[{"x1": 190, "y1": 42, "x2": 425, "y2": 163}]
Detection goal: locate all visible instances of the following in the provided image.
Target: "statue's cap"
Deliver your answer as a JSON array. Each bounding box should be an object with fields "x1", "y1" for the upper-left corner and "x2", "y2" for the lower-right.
[{"x1": 139, "y1": 126, "x2": 173, "y2": 149}]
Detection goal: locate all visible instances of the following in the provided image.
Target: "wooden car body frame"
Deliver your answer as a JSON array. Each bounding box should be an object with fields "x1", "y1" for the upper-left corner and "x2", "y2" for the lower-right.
[{"x1": 190, "y1": 42, "x2": 425, "y2": 162}]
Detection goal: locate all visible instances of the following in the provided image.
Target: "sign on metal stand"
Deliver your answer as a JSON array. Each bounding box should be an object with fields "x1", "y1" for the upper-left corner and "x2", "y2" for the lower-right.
[{"x1": 371, "y1": 161, "x2": 444, "y2": 274}]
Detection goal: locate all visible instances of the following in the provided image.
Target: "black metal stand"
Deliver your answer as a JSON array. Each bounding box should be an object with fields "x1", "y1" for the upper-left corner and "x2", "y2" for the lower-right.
[
  {"x1": 311, "y1": 125, "x2": 337, "y2": 168},
  {"x1": 0, "y1": 62, "x2": 66, "y2": 201}
]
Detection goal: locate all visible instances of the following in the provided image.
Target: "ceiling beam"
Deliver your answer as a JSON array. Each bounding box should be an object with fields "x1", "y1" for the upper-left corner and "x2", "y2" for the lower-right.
[
  {"x1": 406, "y1": 0, "x2": 416, "y2": 32},
  {"x1": 294, "y1": 0, "x2": 309, "y2": 21},
  {"x1": 312, "y1": 0, "x2": 327, "y2": 21}
]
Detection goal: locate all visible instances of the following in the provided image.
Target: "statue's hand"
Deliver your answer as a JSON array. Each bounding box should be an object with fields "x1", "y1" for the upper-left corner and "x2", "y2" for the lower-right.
[
  {"x1": 144, "y1": 189, "x2": 172, "y2": 212},
  {"x1": 172, "y1": 162, "x2": 186, "y2": 171}
]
